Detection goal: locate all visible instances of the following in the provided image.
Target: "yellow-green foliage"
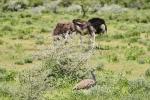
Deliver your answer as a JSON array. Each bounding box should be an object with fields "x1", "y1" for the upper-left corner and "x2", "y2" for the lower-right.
[{"x1": 0, "y1": 1, "x2": 150, "y2": 99}]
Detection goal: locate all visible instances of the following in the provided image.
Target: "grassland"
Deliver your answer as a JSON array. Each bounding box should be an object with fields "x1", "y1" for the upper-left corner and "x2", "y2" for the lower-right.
[{"x1": 0, "y1": 7, "x2": 150, "y2": 100}]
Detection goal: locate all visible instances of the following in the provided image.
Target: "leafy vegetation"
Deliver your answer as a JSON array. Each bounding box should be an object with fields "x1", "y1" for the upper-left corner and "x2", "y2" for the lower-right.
[{"x1": 0, "y1": 0, "x2": 150, "y2": 99}]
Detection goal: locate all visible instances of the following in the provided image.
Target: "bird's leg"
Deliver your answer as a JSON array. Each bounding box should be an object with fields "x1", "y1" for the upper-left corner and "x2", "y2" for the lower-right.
[
  {"x1": 69, "y1": 32, "x2": 73, "y2": 39},
  {"x1": 89, "y1": 32, "x2": 95, "y2": 49},
  {"x1": 80, "y1": 35, "x2": 83, "y2": 47},
  {"x1": 93, "y1": 32, "x2": 95, "y2": 48},
  {"x1": 64, "y1": 31, "x2": 69, "y2": 44},
  {"x1": 53, "y1": 35, "x2": 60, "y2": 47}
]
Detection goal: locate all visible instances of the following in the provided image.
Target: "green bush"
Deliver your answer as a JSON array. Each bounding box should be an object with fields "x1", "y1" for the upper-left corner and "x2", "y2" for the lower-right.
[
  {"x1": 112, "y1": 34, "x2": 124, "y2": 39},
  {"x1": 107, "y1": 53, "x2": 119, "y2": 63},
  {"x1": 24, "y1": 56, "x2": 33, "y2": 63},
  {"x1": 17, "y1": 34, "x2": 24, "y2": 39},
  {"x1": 7, "y1": 40, "x2": 93, "y2": 100},
  {"x1": 138, "y1": 39, "x2": 149, "y2": 46},
  {"x1": 124, "y1": 31, "x2": 140, "y2": 38},
  {"x1": 137, "y1": 58, "x2": 145, "y2": 64},
  {"x1": 16, "y1": 69, "x2": 48, "y2": 100},
  {"x1": 0, "y1": 39, "x2": 4, "y2": 45},
  {"x1": 143, "y1": 2, "x2": 150, "y2": 9},
  {"x1": 2, "y1": 0, "x2": 29, "y2": 11},
  {"x1": 18, "y1": 27, "x2": 33, "y2": 35},
  {"x1": 129, "y1": 78, "x2": 146, "y2": 93},
  {"x1": 0, "y1": 83, "x2": 16, "y2": 98},
  {"x1": 1, "y1": 25, "x2": 13, "y2": 32},
  {"x1": 14, "y1": 43, "x2": 24, "y2": 53},
  {"x1": 147, "y1": 45, "x2": 150, "y2": 51},
  {"x1": 25, "y1": 19, "x2": 32, "y2": 25},
  {"x1": 96, "y1": 34, "x2": 110, "y2": 41},
  {"x1": 28, "y1": 0, "x2": 43, "y2": 7},
  {"x1": 59, "y1": 0, "x2": 72, "y2": 7},
  {"x1": 0, "y1": 67, "x2": 16, "y2": 81},
  {"x1": 19, "y1": 12, "x2": 32, "y2": 18},
  {"x1": 43, "y1": 41, "x2": 92, "y2": 81},
  {"x1": 15, "y1": 60, "x2": 24, "y2": 65},
  {"x1": 40, "y1": 28, "x2": 50, "y2": 33},
  {"x1": 35, "y1": 35, "x2": 44, "y2": 45},
  {"x1": 96, "y1": 63, "x2": 104, "y2": 71},
  {"x1": 145, "y1": 68, "x2": 150, "y2": 77},
  {"x1": 127, "y1": 37, "x2": 139, "y2": 43},
  {"x1": 95, "y1": 45, "x2": 111, "y2": 50},
  {"x1": 29, "y1": 34, "x2": 35, "y2": 38},
  {"x1": 125, "y1": 46, "x2": 145, "y2": 60},
  {"x1": 137, "y1": 56, "x2": 150, "y2": 64},
  {"x1": 0, "y1": 33, "x2": 3, "y2": 37}
]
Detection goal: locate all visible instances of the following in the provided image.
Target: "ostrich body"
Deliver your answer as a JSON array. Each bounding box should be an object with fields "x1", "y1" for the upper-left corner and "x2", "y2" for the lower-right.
[
  {"x1": 88, "y1": 17, "x2": 107, "y2": 34},
  {"x1": 73, "y1": 71, "x2": 96, "y2": 90}
]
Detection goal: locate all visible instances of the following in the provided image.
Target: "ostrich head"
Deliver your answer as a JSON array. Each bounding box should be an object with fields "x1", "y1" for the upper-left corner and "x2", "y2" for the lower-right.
[{"x1": 100, "y1": 24, "x2": 107, "y2": 34}]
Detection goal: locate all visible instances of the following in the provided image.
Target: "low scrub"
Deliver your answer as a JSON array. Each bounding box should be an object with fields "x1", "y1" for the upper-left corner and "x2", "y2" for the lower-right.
[
  {"x1": 107, "y1": 53, "x2": 119, "y2": 63},
  {"x1": 0, "y1": 67, "x2": 16, "y2": 81},
  {"x1": 35, "y1": 35, "x2": 45, "y2": 45},
  {"x1": 125, "y1": 46, "x2": 145, "y2": 60},
  {"x1": 1, "y1": 40, "x2": 94, "y2": 99},
  {"x1": 43, "y1": 40, "x2": 93, "y2": 81},
  {"x1": 145, "y1": 68, "x2": 150, "y2": 77},
  {"x1": 2, "y1": 0, "x2": 29, "y2": 11}
]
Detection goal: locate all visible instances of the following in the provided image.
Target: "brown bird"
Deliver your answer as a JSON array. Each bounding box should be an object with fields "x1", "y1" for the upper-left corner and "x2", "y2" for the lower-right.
[{"x1": 73, "y1": 70, "x2": 96, "y2": 90}]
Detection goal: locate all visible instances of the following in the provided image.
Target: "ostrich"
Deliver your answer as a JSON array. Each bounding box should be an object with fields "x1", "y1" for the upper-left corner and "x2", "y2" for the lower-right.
[
  {"x1": 88, "y1": 17, "x2": 107, "y2": 35},
  {"x1": 53, "y1": 22, "x2": 75, "y2": 41},
  {"x1": 73, "y1": 70, "x2": 96, "y2": 90},
  {"x1": 72, "y1": 19, "x2": 96, "y2": 48}
]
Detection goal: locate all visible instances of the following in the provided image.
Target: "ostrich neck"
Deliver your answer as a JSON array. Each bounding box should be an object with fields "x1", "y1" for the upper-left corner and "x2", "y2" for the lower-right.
[{"x1": 91, "y1": 71, "x2": 96, "y2": 81}]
